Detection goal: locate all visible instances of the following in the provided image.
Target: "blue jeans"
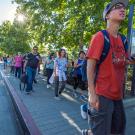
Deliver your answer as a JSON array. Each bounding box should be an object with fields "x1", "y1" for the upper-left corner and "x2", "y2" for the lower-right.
[{"x1": 26, "y1": 67, "x2": 37, "y2": 92}]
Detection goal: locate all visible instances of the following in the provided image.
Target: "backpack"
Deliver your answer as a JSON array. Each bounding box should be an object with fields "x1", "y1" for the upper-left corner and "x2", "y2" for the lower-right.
[
  {"x1": 27, "y1": 53, "x2": 40, "y2": 68},
  {"x1": 95, "y1": 30, "x2": 128, "y2": 82}
]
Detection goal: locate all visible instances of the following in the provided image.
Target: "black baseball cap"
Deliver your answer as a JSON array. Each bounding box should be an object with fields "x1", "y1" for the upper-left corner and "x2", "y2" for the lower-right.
[{"x1": 103, "y1": 0, "x2": 129, "y2": 21}]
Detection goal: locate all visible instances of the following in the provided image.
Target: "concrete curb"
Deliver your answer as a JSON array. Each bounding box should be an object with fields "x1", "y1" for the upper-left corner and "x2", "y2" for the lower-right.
[{"x1": 0, "y1": 71, "x2": 42, "y2": 135}]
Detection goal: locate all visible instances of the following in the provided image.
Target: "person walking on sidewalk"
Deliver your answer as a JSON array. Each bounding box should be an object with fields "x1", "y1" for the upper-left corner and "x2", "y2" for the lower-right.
[
  {"x1": 54, "y1": 48, "x2": 68, "y2": 100},
  {"x1": 3, "y1": 55, "x2": 8, "y2": 69},
  {"x1": 86, "y1": 0, "x2": 135, "y2": 135},
  {"x1": 24, "y1": 46, "x2": 41, "y2": 94},
  {"x1": 46, "y1": 53, "x2": 55, "y2": 89},
  {"x1": 14, "y1": 52, "x2": 23, "y2": 78},
  {"x1": 73, "y1": 51, "x2": 86, "y2": 99}
]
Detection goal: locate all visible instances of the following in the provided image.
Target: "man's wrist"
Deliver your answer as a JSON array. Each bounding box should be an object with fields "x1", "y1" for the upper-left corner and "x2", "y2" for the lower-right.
[{"x1": 88, "y1": 89, "x2": 96, "y2": 95}]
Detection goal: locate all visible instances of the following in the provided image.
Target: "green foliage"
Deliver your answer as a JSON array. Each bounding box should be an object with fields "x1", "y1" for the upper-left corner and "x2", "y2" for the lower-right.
[
  {"x1": 0, "y1": 0, "x2": 135, "y2": 58},
  {"x1": 0, "y1": 21, "x2": 30, "y2": 55}
]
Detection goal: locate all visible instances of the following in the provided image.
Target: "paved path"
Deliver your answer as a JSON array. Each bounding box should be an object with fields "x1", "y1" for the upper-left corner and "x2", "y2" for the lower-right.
[
  {"x1": 0, "y1": 73, "x2": 20, "y2": 135},
  {"x1": 2, "y1": 67, "x2": 135, "y2": 135},
  {"x1": 3, "y1": 70, "x2": 88, "y2": 135}
]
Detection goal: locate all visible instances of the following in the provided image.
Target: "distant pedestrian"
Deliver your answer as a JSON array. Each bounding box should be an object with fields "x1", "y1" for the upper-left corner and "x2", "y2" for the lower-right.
[
  {"x1": 10, "y1": 56, "x2": 15, "y2": 74},
  {"x1": 54, "y1": 48, "x2": 68, "y2": 100},
  {"x1": 14, "y1": 52, "x2": 23, "y2": 78},
  {"x1": 73, "y1": 51, "x2": 86, "y2": 99},
  {"x1": 23, "y1": 46, "x2": 41, "y2": 94},
  {"x1": 3, "y1": 55, "x2": 8, "y2": 69},
  {"x1": 46, "y1": 53, "x2": 55, "y2": 88}
]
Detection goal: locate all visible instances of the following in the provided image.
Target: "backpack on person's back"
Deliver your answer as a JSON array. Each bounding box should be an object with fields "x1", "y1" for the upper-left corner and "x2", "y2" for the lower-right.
[
  {"x1": 26, "y1": 53, "x2": 40, "y2": 69},
  {"x1": 95, "y1": 30, "x2": 128, "y2": 81}
]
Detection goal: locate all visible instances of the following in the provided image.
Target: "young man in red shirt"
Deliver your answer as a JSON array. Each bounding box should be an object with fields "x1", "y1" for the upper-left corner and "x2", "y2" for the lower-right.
[{"x1": 86, "y1": 0, "x2": 135, "y2": 135}]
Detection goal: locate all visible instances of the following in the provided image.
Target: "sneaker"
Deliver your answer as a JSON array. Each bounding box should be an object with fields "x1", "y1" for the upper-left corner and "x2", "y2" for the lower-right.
[
  {"x1": 54, "y1": 96, "x2": 61, "y2": 100},
  {"x1": 47, "y1": 84, "x2": 51, "y2": 89},
  {"x1": 80, "y1": 95, "x2": 86, "y2": 101},
  {"x1": 25, "y1": 91, "x2": 31, "y2": 95},
  {"x1": 80, "y1": 105, "x2": 87, "y2": 120},
  {"x1": 33, "y1": 79, "x2": 37, "y2": 84},
  {"x1": 73, "y1": 92, "x2": 78, "y2": 98},
  {"x1": 81, "y1": 129, "x2": 89, "y2": 135}
]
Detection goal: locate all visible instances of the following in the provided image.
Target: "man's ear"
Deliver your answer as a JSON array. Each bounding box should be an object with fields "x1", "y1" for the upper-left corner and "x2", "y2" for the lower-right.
[{"x1": 106, "y1": 14, "x2": 109, "y2": 20}]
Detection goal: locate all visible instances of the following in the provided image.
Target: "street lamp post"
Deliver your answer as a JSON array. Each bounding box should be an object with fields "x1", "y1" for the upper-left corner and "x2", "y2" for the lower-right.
[{"x1": 127, "y1": 5, "x2": 135, "y2": 96}]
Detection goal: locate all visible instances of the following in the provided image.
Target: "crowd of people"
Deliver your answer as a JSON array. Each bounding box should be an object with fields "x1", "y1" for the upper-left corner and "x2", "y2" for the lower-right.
[
  {"x1": 2, "y1": 0, "x2": 135, "y2": 135},
  {"x1": 1, "y1": 46, "x2": 88, "y2": 98}
]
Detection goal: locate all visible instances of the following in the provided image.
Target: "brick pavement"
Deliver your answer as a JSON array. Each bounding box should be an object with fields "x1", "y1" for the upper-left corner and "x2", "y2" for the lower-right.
[
  {"x1": 4, "y1": 71, "x2": 88, "y2": 135},
  {"x1": 2, "y1": 69, "x2": 135, "y2": 135}
]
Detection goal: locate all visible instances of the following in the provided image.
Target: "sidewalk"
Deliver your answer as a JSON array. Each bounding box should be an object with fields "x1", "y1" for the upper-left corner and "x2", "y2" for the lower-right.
[
  {"x1": 2, "y1": 68, "x2": 135, "y2": 135},
  {"x1": 3, "y1": 70, "x2": 88, "y2": 135}
]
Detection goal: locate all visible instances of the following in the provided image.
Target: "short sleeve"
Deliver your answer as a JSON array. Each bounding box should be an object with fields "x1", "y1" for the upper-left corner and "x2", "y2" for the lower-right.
[{"x1": 86, "y1": 31, "x2": 104, "y2": 61}]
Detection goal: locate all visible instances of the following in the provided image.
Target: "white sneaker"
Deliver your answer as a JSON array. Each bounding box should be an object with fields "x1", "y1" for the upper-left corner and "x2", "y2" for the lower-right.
[
  {"x1": 80, "y1": 105, "x2": 87, "y2": 120},
  {"x1": 73, "y1": 92, "x2": 78, "y2": 98},
  {"x1": 54, "y1": 96, "x2": 61, "y2": 100},
  {"x1": 47, "y1": 84, "x2": 51, "y2": 88}
]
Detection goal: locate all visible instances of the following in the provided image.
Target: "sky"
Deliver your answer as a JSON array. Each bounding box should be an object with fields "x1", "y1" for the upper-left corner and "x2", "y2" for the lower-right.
[{"x1": 0, "y1": 0, "x2": 17, "y2": 24}]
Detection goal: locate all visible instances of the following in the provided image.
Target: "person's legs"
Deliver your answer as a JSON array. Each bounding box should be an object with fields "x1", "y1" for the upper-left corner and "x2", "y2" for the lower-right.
[
  {"x1": 32, "y1": 68, "x2": 37, "y2": 84},
  {"x1": 59, "y1": 81, "x2": 66, "y2": 95},
  {"x1": 46, "y1": 68, "x2": 53, "y2": 84},
  {"x1": 78, "y1": 75, "x2": 85, "y2": 90},
  {"x1": 54, "y1": 76, "x2": 59, "y2": 97},
  {"x1": 10, "y1": 66, "x2": 13, "y2": 73},
  {"x1": 73, "y1": 75, "x2": 79, "y2": 89},
  {"x1": 72, "y1": 76, "x2": 78, "y2": 97},
  {"x1": 26, "y1": 67, "x2": 33, "y2": 93},
  {"x1": 49, "y1": 69, "x2": 53, "y2": 82},
  {"x1": 46, "y1": 68, "x2": 50, "y2": 84},
  {"x1": 18, "y1": 67, "x2": 22, "y2": 78},
  {"x1": 111, "y1": 100, "x2": 126, "y2": 135},
  {"x1": 89, "y1": 96, "x2": 114, "y2": 135},
  {"x1": 32, "y1": 68, "x2": 37, "y2": 86},
  {"x1": 15, "y1": 67, "x2": 18, "y2": 77}
]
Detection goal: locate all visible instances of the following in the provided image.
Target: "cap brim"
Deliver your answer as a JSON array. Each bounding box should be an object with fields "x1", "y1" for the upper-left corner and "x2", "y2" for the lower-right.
[{"x1": 110, "y1": 0, "x2": 128, "y2": 9}]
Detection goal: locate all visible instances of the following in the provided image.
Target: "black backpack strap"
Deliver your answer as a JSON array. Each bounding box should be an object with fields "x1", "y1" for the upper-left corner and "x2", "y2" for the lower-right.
[
  {"x1": 95, "y1": 30, "x2": 110, "y2": 83},
  {"x1": 99, "y1": 30, "x2": 110, "y2": 64},
  {"x1": 119, "y1": 34, "x2": 128, "y2": 53}
]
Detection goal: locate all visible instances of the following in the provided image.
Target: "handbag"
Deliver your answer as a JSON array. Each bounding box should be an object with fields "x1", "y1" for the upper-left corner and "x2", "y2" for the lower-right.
[
  {"x1": 19, "y1": 73, "x2": 28, "y2": 91},
  {"x1": 49, "y1": 73, "x2": 54, "y2": 84}
]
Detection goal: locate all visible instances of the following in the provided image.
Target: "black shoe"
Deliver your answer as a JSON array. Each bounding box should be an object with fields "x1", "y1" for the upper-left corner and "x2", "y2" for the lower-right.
[
  {"x1": 59, "y1": 91, "x2": 62, "y2": 95},
  {"x1": 33, "y1": 79, "x2": 37, "y2": 84}
]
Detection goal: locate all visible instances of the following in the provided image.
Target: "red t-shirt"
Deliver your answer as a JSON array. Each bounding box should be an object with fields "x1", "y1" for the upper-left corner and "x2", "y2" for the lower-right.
[{"x1": 87, "y1": 31, "x2": 128, "y2": 100}]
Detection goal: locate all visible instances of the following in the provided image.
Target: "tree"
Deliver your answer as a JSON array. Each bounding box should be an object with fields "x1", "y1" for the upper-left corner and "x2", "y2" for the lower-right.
[{"x1": 0, "y1": 21, "x2": 30, "y2": 55}]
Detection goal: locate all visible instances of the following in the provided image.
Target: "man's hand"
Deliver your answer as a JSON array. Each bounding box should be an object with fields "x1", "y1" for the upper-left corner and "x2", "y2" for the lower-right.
[{"x1": 89, "y1": 92, "x2": 99, "y2": 110}]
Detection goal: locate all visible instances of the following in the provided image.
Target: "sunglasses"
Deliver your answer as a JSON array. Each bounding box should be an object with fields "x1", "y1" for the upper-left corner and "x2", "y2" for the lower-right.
[{"x1": 112, "y1": 4, "x2": 126, "y2": 10}]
